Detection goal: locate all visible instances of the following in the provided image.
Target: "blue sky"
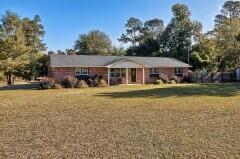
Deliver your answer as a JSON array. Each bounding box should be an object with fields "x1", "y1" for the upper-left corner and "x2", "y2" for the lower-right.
[{"x1": 0, "y1": 0, "x2": 225, "y2": 51}]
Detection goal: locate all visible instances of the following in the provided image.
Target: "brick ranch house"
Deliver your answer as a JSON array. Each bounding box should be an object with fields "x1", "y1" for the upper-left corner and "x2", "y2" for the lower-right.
[{"x1": 48, "y1": 54, "x2": 191, "y2": 85}]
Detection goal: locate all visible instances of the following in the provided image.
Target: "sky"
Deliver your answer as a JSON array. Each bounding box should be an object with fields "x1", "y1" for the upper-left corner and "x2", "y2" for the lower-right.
[{"x1": 0, "y1": 0, "x2": 226, "y2": 51}]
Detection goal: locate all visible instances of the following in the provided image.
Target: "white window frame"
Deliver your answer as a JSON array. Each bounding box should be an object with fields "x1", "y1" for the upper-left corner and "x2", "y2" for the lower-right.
[
  {"x1": 149, "y1": 68, "x2": 159, "y2": 75},
  {"x1": 175, "y1": 68, "x2": 183, "y2": 77},
  {"x1": 75, "y1": 67, "x2": 89, "y2": 76},
  {"x1": 110, "y1": 68, "x2": 126, "y2": 78},
  {"x1": 149, "y1": 68, "x2": 160, "y2": 78}
]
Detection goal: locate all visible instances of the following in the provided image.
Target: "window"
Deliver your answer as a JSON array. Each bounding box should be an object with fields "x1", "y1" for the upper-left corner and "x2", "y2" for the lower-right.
[
  {"x1": 110, "y1": 68, "x2": 115, "y2": 77},
  {"x1": 75, "y1": 67, "x2": 89, "y2": 76},
  {"x1": 121, "y1": 68, "x2": 126, "y2": 77},
  {"x1": 115, "y1": 68, "x2": 120, "y2": 77},
  {"x1": 111, "y1": 68, "x2": 126, "y2": 78},
  {"x1": 175, "y1": 68, "x2": 183, "y2": 77},
  {"x1": 149, "y1": 68, "x2": 159, "y2": 78}
]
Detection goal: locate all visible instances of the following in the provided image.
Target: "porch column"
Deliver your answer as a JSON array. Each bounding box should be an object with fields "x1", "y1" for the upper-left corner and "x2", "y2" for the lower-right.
[
  {"x1": 142, "y1": 67, "x2": 145, "y2": 84},
  {"x1": 108, "y1": 67, "x2": 110, "y2": 86},
  {"x1": 126, "y1": 68, "x2": 128, "y2": 85}
]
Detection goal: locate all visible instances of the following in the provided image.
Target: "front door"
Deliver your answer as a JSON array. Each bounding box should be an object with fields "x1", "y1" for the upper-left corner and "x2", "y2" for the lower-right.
[{"x1": 131, "y1": 68, "x2": 136, "y2": 82}]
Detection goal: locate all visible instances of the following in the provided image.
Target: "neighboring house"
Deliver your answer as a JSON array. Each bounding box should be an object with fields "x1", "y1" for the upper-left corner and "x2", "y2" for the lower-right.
[{"x1": 48, "y1": 54, "x2": 191, "y2": 85}]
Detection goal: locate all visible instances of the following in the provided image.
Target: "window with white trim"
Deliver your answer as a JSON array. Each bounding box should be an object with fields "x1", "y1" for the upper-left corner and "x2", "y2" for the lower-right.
[
  {"x1": 175, "y1": 68, "x2": 183, "y2": 77},
  {"x1": 75, "y1": 67, "x2": 89, "y2": 76},
  {"x1": 110, "y1": 68, "x2": 126, "y2": 78},
  {"x1": 149, "y1": 68, "x2": 159, "y2": 78}
]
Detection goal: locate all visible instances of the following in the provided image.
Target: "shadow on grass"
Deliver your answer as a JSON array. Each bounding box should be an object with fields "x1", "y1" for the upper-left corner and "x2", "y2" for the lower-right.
[
  {"x1": 97, "y1": 83, "x2": 240, "y2": 98},
  {"x1": 0, "y1": 82, "x2": 39, "y2": 90}
]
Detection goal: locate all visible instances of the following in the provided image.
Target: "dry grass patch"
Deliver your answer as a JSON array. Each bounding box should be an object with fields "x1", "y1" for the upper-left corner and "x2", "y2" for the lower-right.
[{"x1": 0, "y1": 83, "x2": 240, "y2": 158}]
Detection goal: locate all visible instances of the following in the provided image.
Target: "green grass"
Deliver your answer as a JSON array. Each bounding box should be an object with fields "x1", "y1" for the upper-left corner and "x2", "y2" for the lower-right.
[{"x1": 0, "y1": 83, "x2": 240, "y2": 158}]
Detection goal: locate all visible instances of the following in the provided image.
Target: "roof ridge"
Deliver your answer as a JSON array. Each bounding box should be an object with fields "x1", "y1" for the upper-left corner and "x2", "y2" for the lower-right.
[{"x1": 51, "y1": 54, "x2": 181, "y2": 59}]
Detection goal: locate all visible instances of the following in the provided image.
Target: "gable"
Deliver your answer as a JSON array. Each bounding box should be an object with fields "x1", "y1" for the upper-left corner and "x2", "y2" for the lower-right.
[{"x1": 108, "y1": 59, "x2": 144, "y2": 68}]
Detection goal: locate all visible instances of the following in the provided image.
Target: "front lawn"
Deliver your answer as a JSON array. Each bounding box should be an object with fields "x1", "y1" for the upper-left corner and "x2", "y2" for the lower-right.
[{"x1": 0, "y1": 83, "x2": 240, "y2": 158}]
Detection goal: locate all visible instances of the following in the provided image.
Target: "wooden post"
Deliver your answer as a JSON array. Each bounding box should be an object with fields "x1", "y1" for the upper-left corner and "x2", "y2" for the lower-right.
[
  {"x1": 142, "y1": 67, "x2": 145, "y2": 84},
  {"x1": 126, "y1": 68, "x2": 128, "y2": 85},
  {"x1": 108, "y1": 67, "x2": 110, "y2": 86}
]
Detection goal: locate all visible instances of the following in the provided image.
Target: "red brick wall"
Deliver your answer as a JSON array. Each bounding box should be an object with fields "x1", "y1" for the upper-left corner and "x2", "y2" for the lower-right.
[
  {"x1": 183, "y1": 68, "x2": 189, "y2": 78},
  {"x1": 89, "y1": 67, "x2": 108, "y2": 81},
  {"x1": 49, "y1": 67, "x2": 75, "y2": 82},
  {"x1": 48, "y1": 66, "x2": 189, "y2": 84},
  {"x1": 145, "y1": 67, "x2": 189, "y2": 83},
  {"x1": 49, "y1": 67, "x2": 109, "y2": 83}
]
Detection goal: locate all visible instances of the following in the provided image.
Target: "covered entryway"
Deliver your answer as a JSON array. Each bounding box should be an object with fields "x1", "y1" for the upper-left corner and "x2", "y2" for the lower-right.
[{"x1": 106, "y1": 58, "x2": 146, "y2": 85}]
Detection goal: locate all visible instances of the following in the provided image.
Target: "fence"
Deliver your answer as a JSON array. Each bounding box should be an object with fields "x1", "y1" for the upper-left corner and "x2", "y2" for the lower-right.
[{"x1": 189, "y1": 72, "x2": 235, "y2": 83}]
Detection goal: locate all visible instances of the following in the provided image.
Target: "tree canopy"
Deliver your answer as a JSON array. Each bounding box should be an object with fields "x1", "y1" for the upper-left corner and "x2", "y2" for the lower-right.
[
  {"x1": 0, "y1": 11, "x2": 46, "y2": 84},
  {"x1": 158, "y1": 3, "x2": 202, "y2": 62},
  {"x1": 118, "y1": 17, "x2": 143, "y2": 47},
  {"x1": 74, "y1": 30, "x2": 113, "y2": 55}
]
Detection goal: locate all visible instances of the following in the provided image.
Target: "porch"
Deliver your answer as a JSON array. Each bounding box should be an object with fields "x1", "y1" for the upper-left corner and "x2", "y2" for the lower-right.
[
  {"x1": 107, "y1": 68, "x2": 145, "y2": 85},
  {"x1": 106, "y1": 58, "x2": 146, "y2": 85}
]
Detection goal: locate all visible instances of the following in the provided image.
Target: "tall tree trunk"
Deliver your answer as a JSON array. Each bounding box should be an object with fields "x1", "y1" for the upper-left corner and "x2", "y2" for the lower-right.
[{"x1": 7, "y1": 72, "x2": 13, "y2": 85}]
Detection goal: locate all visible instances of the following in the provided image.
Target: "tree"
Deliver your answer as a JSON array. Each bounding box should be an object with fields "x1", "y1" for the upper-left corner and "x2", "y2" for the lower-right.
[
  {"x1": 111, "y1": 46, "x2": 126, "y2": 56},
  {"x1": 118, "y1": 17, "x2": 143, "y2": 47},
  {"x1": 191, "y1": 34, "x2": 218, "y2": 71},
  {"x1": 159, "y1": 3, "x2": 202, "y2": 62},
  {"x1": 56, "y1": 50, "x2": 65, "y2": 55},
  {"x1": 142, "y1": 19, "x2": 164, "y2": 40},
  {"x1": 0, "y1": 11, "x2": 30, "y2": 84},
  {"x1": 15, "y1": 52, "x2": 48, "y2": 80},
  {"x1": 19, "y1": 15, "x2": 46, "y2": 80},
  {"x1": 0, "y1": 11, "x2": 46, "y2": 84},
  {"x1": 190, "y1": 51, "x2": 211, "y2": 71},
  {"x1": 65, "y1": 48, "x2": 77, "y2": 55},
  {"x1": 126, "y1": 38, "x2": 159, "y2": 56},
  {"x1": 74, "y1": 30, "x2": 112, "y2": 55},
  {"x1": 213, "y1": 0, "x2": 240, "y2": 71}
]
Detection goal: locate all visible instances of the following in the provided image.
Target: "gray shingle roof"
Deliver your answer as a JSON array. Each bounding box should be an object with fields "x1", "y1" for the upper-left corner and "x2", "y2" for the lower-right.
[{"x1": 50, "y1": 54, "x2": 191, "y2": 68}]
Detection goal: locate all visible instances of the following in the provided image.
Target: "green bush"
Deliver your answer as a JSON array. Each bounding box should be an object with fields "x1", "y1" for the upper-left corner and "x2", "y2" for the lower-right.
[
  {"x1": 75, "y1": 80, "x2": 89, "y2": 88},
  {"x1": 98, "y1": 79, "x2": 108, "y2": 87},
  {"x1": 61, "y1": 76, "x2": 78, "y2": 88},
  {"x1": 39, "y1": 78, "x2": 56, "y2": 89}
]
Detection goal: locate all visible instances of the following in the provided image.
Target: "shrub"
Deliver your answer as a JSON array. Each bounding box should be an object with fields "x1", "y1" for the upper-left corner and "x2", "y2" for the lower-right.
[
  {"x1": 98, "y1": 79, "x2": 108, "y2": 87},
  {"x1": 159, "y1": 73, "x2": 169, "y2": 83},
  {"x1": 182, "y1": 76, "x2": 189, "y2": 83},
  {"x1": 39, "y1": 78, "x2": 55, "y2": 89},
  {"x1": 52, "y1": 83, "x2": 62, "y2": 89},
  {"x1": 110, "y1": 78, "x2": 118, "y2": 85},
  {"x1": 61, "y1": 76, "x2": 78, "y2": 88},
  {"x1": 87, "y1": 78, "x2": 95, "y2": 87},
  {"x1": 155, "y1": 79, "x2": 164, "y2": 85},
  {"x1": 169, "y1": 80, "x2": 177, "y2": 84},
  {"x1": 170, "y1": 75, "x2": 182, "y2": 84},
  {"x1": 75, "y1": 80, "x2": 89, "y2": 88}
]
